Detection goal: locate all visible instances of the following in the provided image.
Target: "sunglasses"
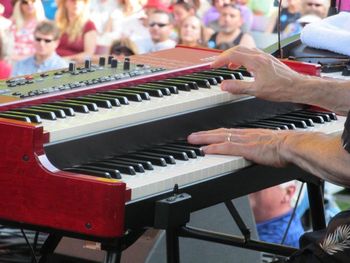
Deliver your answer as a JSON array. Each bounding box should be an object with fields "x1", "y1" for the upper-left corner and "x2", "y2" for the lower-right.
[
  {"x1": 149, "y1": 22, "x2": 169, "y2": 28},
  {"x1": 35, "y1": 37, "x2": 54, "y2": 43},
  {"x1": 306, "y1": 3, "x2": 322, "y2": 7}
]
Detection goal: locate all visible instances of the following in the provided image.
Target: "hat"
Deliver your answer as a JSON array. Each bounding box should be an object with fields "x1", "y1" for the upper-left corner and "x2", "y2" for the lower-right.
[{"x1": 144, "y1": 0, "x2": 171, "y2": 13}]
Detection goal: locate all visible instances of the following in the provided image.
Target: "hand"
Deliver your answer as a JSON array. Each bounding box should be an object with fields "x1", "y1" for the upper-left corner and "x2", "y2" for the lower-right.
[
  {"x1": 212, "y1": 46, "x2": 306, "y2": 102},
  {"x1": 187, "y1": 128, "x2": 291, "y2": 167}
]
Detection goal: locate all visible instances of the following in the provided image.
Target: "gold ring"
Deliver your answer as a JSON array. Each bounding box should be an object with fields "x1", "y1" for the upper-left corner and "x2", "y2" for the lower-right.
[{"x1": 227, "y1": 133, "x2": 232, "y2": 142}]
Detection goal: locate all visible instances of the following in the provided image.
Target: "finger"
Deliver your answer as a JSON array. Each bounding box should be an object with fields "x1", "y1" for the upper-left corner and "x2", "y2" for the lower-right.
[
  {"x1": 221, "y1": 79, "x2": 254, "y2": 95},
  {"x1": 202, "y1": 142, "x2": 249, "y2": 156},
  {"x1": 190, "y1": 128, "x2": 229, "y2": 136},
  {"x1": 187, "y1": 133, "x2": 230, "y2": 145},
  {"x1": 211, "y1": 49, "x2": 258, "y2": 70}
]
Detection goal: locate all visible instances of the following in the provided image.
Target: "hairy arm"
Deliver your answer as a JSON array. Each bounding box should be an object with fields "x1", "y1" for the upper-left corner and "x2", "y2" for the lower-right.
[{"x1": 212, "y1": 46, "x2": 350, "y2": 116}]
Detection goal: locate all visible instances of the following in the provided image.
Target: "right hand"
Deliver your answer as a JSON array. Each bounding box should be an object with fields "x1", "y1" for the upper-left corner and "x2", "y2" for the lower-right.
[{"x1": 211, "y1": 46, "x2": 306, "y2": 102}]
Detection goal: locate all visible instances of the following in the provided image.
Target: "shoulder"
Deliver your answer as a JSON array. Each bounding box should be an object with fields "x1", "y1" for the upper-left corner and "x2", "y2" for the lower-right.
[{"x1": 83, "y1": 20, "x2": 97, "y2": 32}]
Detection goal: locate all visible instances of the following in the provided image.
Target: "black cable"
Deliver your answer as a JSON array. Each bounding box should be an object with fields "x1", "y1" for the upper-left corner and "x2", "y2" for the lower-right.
[
  {"x1": 277, "y1": 0, "x2": 283, "y2": 58},
  {"x1": 271, "y1": 182, "x2": 305, "y2": 262},
  {"x1": 20, "y1": 229, "x2": 39, "y2": 263}
]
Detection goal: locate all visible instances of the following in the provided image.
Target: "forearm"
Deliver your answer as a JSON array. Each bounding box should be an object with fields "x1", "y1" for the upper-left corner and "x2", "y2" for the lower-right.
[
  {"x1": 280, "y1": 132, "x2": 350, "y2": 186},
  {"x1": 293, "y1": 77, "x2": 350, "y2": 116}
]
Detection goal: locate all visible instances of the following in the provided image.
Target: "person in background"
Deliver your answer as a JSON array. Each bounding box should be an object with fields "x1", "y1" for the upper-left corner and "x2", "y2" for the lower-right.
[
  {"x1": 147, "y1": 10, "x2": 176, "y2": 52},
  {"x1": 178, "y1": 15, "x2": 209, "y2": 47},
  {"x1": 12, "y1": 20, "x2": 67, "y2": 76},
  {"x1": 102, "y1": 0, "x2": 152, "y2": 54},
  {"x1": 266, "y1": 0, "x2": 301, "y2": 34},
  {"x1": 248, "y1": 0, "x2": 275, "y2": 32},
  {"x1": 202, "y1": 0, "x2": 228, "y2": 26},
  {"x1": 302, "y1": 0, "x2": 329, "y2": 18},
  {"x1": 0, "y1": 32, "x2": 11, "y2": 79},
  {"x1": 171, "y1": 0, "x2": 199, "y2": 27},
  {"x1": 250, "y1": 182, "x2": 304, "y2": 248},
  {"x1": 55, "y1": 0, "x2": 97, "y2": 63},
  {"x1": 89, "y1": 0, "x2": 118, "y2": 35},
  {"x1": 10, "y1": 0, "x2": 45, "y2": 62},
  {"x1": 207, "y1": 4, "x2": 255, "y2": 50},
  {"x1": 0, "y1": 3, "x2": 12, "y2": 32},
  {"x1": 109, "y1": 37, "x2": 138, "y2": 57},
  {"x1": 0, "y1": 0, "x2": 13, "y2": 18}
]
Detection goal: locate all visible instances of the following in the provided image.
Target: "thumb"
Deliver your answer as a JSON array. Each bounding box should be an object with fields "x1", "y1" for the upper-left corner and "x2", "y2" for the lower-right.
[{"x1": 221, "y1": 80, "x2": 254, "y2": 95}]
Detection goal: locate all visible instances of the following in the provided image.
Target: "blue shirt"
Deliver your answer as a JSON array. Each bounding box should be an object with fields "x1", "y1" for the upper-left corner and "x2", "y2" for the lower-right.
[
  {"x1": 12, "y1": 53, "x2": 68, "y2": 77},
  {"x1": 256, "y1": 210, "x2": 304, "y2": 248}
]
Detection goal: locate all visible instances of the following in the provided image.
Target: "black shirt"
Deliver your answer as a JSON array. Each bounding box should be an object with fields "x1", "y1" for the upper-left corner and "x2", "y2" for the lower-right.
[{"x1": 342, "y1": 111, "x2": 350, "y2": 153}]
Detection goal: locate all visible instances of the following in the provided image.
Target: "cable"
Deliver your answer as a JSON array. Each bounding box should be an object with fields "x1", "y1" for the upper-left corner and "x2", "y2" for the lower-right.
[
  {"x1": 277, "y1": 0, "x2": 283, "y2": 58},
  {"x1": 271, "y1": 182, "x2": 305, "y2": 262},
  {"x1": 20, "y1": 229, "x2": 39, "y2": 263}
]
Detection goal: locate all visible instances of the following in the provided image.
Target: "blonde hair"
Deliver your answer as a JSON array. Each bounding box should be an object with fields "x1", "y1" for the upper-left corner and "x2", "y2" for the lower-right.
[
  {"x1": 11, "y1": 0, "x2": 46, "y2": 29},
  {"x1": 55, "y1": 0, "x2": 91, "y2": 42}
]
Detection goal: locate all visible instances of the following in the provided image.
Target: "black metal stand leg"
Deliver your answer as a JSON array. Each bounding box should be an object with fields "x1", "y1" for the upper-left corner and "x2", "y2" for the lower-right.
[
  {"x1": 307, "y1": 182, "x2": 326, "y2": 230},
  {"x1": 38, "y1": 234, "x2": 62, "y2": 263},
  {"x1": 104, "y1": 251, "x2": 122, "y2": 263},
  {"x1": 166, "y1": 228, "x2": 180, "y2": 263}
]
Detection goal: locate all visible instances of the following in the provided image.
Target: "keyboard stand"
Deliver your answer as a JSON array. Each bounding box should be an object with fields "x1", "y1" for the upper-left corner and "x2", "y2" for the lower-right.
[{"x1": 153, "y1": 167, "x2": 326, "y2": 263}]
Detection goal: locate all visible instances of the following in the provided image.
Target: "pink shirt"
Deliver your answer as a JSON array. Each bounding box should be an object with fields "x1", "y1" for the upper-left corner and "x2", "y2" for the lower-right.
[
  {"x1": 0, "y1": 60, "x2": 11, "y2": 79},
  {"x1": 337, "y1": 0, "x2": 350, "y2": 11},
  {"x1": 57, "y1": 20, "x2": 96, "y2": 57},
  {"x1": 10, "y1": 19, "x2": 37, "y2": 61}
]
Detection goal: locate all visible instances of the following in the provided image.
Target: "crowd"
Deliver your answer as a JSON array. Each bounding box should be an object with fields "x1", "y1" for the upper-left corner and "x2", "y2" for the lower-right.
[{"x1": 0, "y1": 0, "x2": 335, "y2": 79}]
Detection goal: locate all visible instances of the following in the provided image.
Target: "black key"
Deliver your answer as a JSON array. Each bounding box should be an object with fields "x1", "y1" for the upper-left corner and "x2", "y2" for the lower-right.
[
  {"x1": 76, "y1": 97, "x2": 112, "y2": 108},
  {"x1": 0, "y1": 112, "x2": 31, "y2": 122},
  {"x1": 14, "y1": 108, "x2": 56, "y2": 120},
  {"x1": 168, "y1": 143, "x2": 205, "y2": 156},
  {"x1": 304, "y1": 110, "x2": 336, "y2": 121},
  {"x1": 30, "y1": 105, "x2": 66, "y2": 118},
  {"x1": 97, "y1": 160, "x2": 145, "y2": 173},
  {"x1": 281, "y1": 115, "x2": 314, "y2": 127},
  {"x1": 91, "y1": 162, "x2": 136, "y2": 175},
  {"x1": 253, "y1": 121, "x2": 289, "y2": 130},
  {"x1": 113, "y1": 157, "x2": 153, "y2": 170},
  {"x1": 145, "y1": 83, "x2": 178, "y2": 94},
  {"x1": 219, "y1": 67, "x2": 251, "y2": 77},
  {"x1": 186, "y1": 74, "x2": 217, "y2": 85},
  {"x1": 65, "y1": 99, "x2": 98, "y2": 111},
  {"x1": 50, "y1": 101, "x2": 89, "y2": 113},
  {"x1": 63, "y1": 167, "x2": 111, "y2": 179},
  {"x1": 97, "y1": 92, "x2": 129, "y2": 105},
  {"x1": 86, "y1": 94, "x2": 121, "y2": 107},
  {"x1": 138, "y1": 84, "x2": 171, "y2": 96},
  {"x1": 77, "y1": 165, "x2": 121, "y2": 179},
  {"x1": 170, "y1": 79, "x2": 199, "y2": 90},
  {"x1": 192, "y1": 73, "x2": 224, "y2": 83},
  {"x1": 149, "y1": 148, "x2": 189, "y2": 161},
  {"x1": 259, "y1": 119, "x2": 296, "y2": 129},
  {"x1": 202, "y1": 70, "x2": 236, "y2": 80},
  {"x1": 129, "y1": 86, "x2": 163, "y2": 97},
  {"x1": 140, "y1": 151, "x2": 176, "y2": 164},
  {"x1": 102, "y1": 90, "x2": 142, "y2": 102},
  {"x1": 156, "y1": 80, "x2": 192, "y2": 91},
  {"x1": 174, "y1": 76, "x2": 211, "y2": 88},
  {"x1": 119, "y1": 88, "x2": 151, "y2": 100},
  {"x1": 288, "y1": 112, "x2": 324, "y2": 124},
  {"x1": 271, "y1": 117, "x2": 307, "y2": 128},
  {"x1": 240, "y1": 123, "x2": 281, "y2": 130},
  {"x1": 41, "y1": 104, "x2": 75, "y2": 116},
  {"x1": 215, "y1": 68, "x2": 245, "y2": 79},
  {"x1": 158, "y1": 145, "x2": 197, "y2": 158},
  {"x1": 125, "y1": 153, "x2": 167, "y2": 166},
  {"x1": 8, "y1": 111, "x2": 42, "y2": 123}
]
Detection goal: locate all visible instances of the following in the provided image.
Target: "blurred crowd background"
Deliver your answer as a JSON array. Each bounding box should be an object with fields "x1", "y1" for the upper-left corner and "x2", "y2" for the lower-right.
[{"x1": 0, "y1": 0, "x2": 345, "y2": 78}]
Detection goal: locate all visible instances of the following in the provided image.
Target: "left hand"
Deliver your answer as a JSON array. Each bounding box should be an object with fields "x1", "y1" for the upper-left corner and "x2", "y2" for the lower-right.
[{"x1": 187, "y1": 128, "x2": 291, "y2": 167}]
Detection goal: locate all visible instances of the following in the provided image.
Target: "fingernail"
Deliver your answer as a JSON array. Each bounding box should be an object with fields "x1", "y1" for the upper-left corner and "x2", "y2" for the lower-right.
[{"x1": 221, "y1": 83, "x2": 227, "y2": 91}]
